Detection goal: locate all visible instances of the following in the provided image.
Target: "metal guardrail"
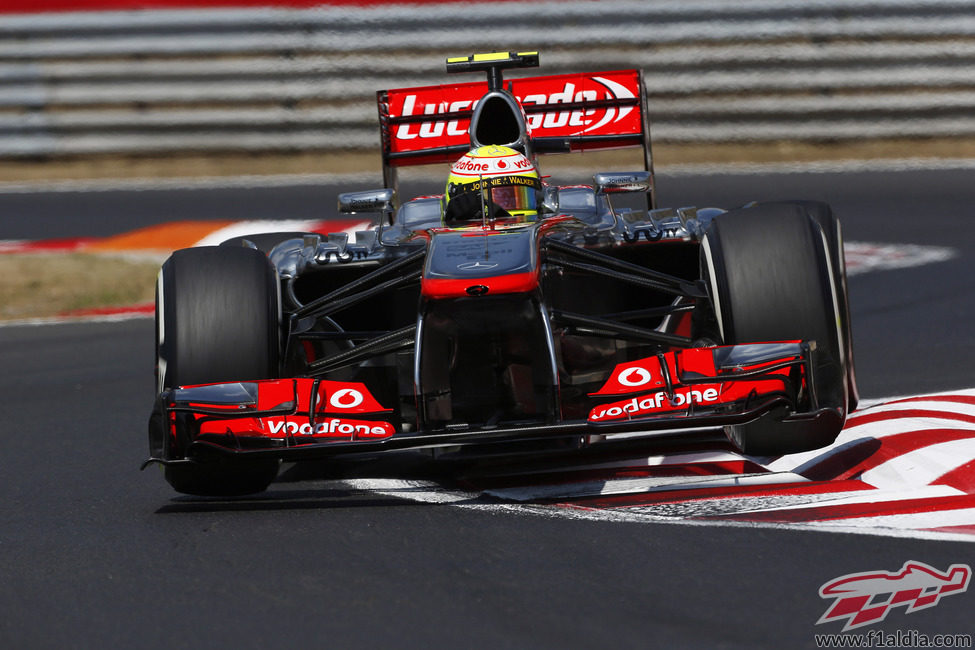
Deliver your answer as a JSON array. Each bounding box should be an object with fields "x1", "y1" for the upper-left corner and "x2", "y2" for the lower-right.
[{"x1": 1, "y1": 0, "x2": 974, "y2": 158}]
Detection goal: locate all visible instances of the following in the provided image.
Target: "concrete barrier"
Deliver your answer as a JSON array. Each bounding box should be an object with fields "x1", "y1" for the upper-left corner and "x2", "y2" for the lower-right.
[{"x1": 1, "y1": 0, "x2": 974, "y2": 159}]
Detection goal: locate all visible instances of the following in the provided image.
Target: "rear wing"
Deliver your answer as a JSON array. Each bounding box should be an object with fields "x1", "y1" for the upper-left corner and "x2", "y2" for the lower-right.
[{"x1": 377, "y1": 66, "x2": 653, "y2": 199}]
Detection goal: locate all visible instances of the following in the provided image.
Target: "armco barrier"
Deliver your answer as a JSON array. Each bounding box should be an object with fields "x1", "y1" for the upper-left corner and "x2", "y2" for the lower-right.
[{"x1": 1, "y1": 0, "x2": 974, "y2": 159}]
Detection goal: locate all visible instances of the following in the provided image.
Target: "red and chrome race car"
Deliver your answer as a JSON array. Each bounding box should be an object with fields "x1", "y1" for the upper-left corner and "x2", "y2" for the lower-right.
[{"x1": 145, "y1": 52, "x2": 857, "y2": 496}]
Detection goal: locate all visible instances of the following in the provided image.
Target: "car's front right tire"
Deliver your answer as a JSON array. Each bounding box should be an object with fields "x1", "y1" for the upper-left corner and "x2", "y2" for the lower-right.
[{"x1": 154, "y1": 245, "x2": 281, "y2": 496}]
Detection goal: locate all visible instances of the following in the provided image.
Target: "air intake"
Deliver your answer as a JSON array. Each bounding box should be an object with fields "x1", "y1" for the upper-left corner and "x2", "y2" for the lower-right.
[{"x1": 469, "y1": 90, "x2": 528, "y2": 152}]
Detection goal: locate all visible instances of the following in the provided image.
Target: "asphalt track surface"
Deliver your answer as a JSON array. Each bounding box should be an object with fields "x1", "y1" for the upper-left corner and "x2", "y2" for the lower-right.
[{"x1": 1, "y1": 168, "x2": 974, "y2": 648}]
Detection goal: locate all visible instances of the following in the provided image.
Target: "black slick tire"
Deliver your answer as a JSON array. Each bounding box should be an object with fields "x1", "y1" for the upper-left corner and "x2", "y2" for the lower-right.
[
  {"x1": 155, "y1": 245, "x2": 281, "y2": 496},
  {"x1": 701, "y1": 202, "x2": 848, "y2": 455},
  {"x1": 752, "y1": 201, "x2": 859, "y2": 411}
]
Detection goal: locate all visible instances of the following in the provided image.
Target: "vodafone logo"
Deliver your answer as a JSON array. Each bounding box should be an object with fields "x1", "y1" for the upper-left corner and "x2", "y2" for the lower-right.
[
  {"x1": 592, "y1": 357, "x2": 665, "y2": 396},
  {"x1": 453, "y1": 159, "x2": 491, "y2": 172},
  {"x1": 316, "y1": 380, "x2": 390, "y2": 414},
  {"x1": 329, "y1": 388, "x2": 363, "y2": 410},
  {"x1": 449, "y1": 147, "x2": 535, "y2": 178},
  {"x1": 266, "y1": 417, "x2": 393, "y2": 439},
  {"x1": 589, "y1": 387, "x2": 719, "y2": 422},
  {"x1": 618, "y1": 367, "x2": 654, "y2": 388}
]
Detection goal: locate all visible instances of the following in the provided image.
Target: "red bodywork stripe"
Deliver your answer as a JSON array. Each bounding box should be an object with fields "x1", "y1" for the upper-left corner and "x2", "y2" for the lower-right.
[{"x1": 421, "y1": 271, "x2": 539, "y2": 298}]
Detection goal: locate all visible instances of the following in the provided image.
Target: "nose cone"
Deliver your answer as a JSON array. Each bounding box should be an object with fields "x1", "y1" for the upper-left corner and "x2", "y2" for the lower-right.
[{"x1": 421, "y1": 229, "x2": 539, "y2": 299}]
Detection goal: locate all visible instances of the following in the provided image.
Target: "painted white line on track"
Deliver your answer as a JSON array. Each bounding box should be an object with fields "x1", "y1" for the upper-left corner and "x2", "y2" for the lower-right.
[
  {"x1": 343, "y1": 478, "x2": 480, "y2": 505},
  {"x1": 0, "y1": 309, "x2": 153, "y2": 328},
  {"x1": 730, "y1": 484, "x2": 965, "y2": 514},
  {"x1": 803, "y1": 508, "x2": 975, "y2": 533},
  {"x1": 618, "y1": 490, "x2": 874, "y2": 518},
  {"x1": 659, "y1": 517, "x2": 975, "y2": 544},
  {"x1": 483, "y1": 471, "x2": 808, "y2": 502},
  {"x1": 844, "y1": 241, "x2": 957, "y2": 276}
]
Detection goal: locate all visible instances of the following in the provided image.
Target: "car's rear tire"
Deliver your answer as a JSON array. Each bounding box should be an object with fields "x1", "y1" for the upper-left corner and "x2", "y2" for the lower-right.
[
  {"x1": 701, "y1": 202, "x2": 848, "y2": 455},
  {"x1": 155, "y1": 245, "x2": 281, "y2": 496}
]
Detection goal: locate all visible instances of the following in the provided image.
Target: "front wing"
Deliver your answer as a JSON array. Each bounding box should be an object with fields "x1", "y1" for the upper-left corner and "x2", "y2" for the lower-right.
[{"x1": 145, "y1": 342, "x2": 834, "y2": 467}]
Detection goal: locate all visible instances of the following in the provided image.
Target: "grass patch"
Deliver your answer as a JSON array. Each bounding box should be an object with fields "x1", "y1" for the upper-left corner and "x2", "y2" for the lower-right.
[{"x1": 0, "y1": 253, "x2": 160, "y2": 320}]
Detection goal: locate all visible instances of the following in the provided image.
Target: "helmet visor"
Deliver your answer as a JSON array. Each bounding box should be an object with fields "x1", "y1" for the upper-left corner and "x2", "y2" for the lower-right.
[
  {"x1": 489, "y1": 184, "x2": 536, "y2": 212},
  {"x1": 446, "y1": 174, "x2": 541, "y2": 223}
]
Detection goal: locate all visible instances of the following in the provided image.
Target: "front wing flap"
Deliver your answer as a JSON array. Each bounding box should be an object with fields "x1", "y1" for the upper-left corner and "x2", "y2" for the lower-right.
[
  {"x1": 145, "y1": 342, "x2": 826, "y2": 466},
  {"x1": 587, "y1": 341, "x2": 813, "y2": 423}
]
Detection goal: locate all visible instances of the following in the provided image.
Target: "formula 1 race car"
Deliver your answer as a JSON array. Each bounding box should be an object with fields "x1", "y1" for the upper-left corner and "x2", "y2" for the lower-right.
[{"x1": 145, "y1": 52, "x2": 858, "y2": 496}]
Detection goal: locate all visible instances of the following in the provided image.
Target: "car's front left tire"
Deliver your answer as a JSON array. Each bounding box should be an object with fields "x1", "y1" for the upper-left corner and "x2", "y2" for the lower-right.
[{"x1": 701, "y1": 202, "x2": 849, "y2": 456}]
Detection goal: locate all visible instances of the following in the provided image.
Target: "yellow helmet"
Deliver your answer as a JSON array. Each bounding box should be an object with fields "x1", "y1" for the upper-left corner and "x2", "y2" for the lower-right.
[{"x1": 443, "y1": 145, "x2": 540, "y2": 226}]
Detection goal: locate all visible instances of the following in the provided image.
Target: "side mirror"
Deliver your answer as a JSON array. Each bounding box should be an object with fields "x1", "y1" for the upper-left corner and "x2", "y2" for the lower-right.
[
  {"x1": 541, "y1": 185, "x2": 559, "y2": 215},
  {"x1": 338, "y1": 188, "x2": 397, "y2": 215},
  {"x1": 593, "y1": 171, "x2": 652, "y2": 195}
]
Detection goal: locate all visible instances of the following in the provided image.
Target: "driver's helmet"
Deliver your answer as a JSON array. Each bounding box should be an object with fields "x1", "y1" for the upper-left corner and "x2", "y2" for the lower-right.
[{"x1": 443, "y1": 145, "x2": 540, "y2": 226}]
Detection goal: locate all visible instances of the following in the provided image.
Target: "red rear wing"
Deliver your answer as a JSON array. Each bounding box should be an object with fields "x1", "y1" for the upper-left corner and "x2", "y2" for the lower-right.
[{"x1": 377, "y1": 68, "x2": 652, "y2": 174}]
